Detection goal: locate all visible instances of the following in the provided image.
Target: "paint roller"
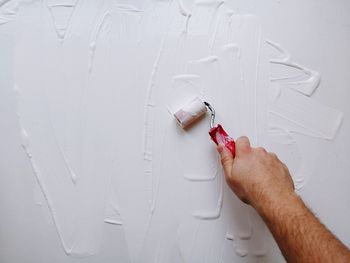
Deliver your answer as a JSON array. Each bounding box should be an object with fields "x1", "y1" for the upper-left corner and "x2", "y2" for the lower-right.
[{"x1": 174, "y1": 97, "x2": 236, "y2": 156}]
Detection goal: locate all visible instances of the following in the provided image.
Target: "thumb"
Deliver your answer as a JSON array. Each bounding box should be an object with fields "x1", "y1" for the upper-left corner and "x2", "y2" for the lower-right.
[{"x1": 217, "y1": 145, "x2": 233, "y2": 177}]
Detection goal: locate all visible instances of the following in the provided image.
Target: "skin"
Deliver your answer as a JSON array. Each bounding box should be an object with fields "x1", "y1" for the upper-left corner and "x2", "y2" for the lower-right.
[{"x1": 217, "y1": 136, "x2": 350, "y2": 263}]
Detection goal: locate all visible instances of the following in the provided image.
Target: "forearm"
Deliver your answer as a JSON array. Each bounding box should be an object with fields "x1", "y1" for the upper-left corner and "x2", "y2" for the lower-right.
[
  {"x1": 217, "y1": 140, "x2": 350, "y2": 262},
  {"x1": 255, "y1": 192, "x2": 350, "y2": 263}
]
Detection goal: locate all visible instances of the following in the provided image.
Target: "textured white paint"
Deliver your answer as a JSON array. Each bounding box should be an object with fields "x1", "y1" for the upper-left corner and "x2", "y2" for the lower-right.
[{"x1": 0, "y1": 0, "x2": 348, "y2": 262}]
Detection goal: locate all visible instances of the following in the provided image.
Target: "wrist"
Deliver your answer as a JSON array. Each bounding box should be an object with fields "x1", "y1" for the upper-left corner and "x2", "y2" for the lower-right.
[{"x1": 252, "y1": 190, "x2": 301, "y2": 220}]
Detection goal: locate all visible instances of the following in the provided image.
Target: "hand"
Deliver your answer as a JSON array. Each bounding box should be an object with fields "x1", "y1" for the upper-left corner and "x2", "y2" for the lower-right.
[
  {"x1": 217, "y1": 136, "x2": 295, "y2": 209},
  {"x1": 218, "y1": 137, "x2": 350, "y2": 263}
]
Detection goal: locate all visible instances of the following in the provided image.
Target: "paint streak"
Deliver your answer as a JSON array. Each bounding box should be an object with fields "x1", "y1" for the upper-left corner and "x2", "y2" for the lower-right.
[
  {"x1": 266, "y1": 39, "x2": 321, "y2": 96},
  {"x1": 89, "y1": 12, "x2": 111, "y2": 73},
  {"x1": 171, "y1": 74, "x2": 203, "y2": 99},
  {"x1": 104, "y1": 219, "x2": 123, "y2": 225},
  {"x1": 177, "y1": 0, "x2": 191, "y2": 34},
  {"x1": 172, "y1": 74, "x2": 200, "y2": 82},
  {"x1": 254, "y1": 26, "x2": 262, "y2": 144},
  {"x1": 48, "y1": 117, "x2": 78, "y2": 184},
  {"x1": 177, "y1": 0, "x2": 191, "y2": 17},
  {"x1": 195, "y1": 0, "x2": 225, "y2": 8},
  {"x1": 19, "y1": 124, "x2": 75, "y2": 255},
  {"x1": 40, "y1": 74, "x2": 79, "y2": 184},
  {"x1": 207, "y1": 0, "x2": 225, "y2": 49},
  {"x1": 0, "y1": 0, "x2": 18, "y2": 25},
  {"x1": 0, "y1": 0, "x2": 12, "y2": 6},
  {"x1": 269, "y1": 88, "x2": 343, "y2": 140},
  {"x1": 192, "y1": 168, "x2": 223, "y2": 219},
  {"x1": 190, "y1": 55, "x2": 218, "y2": 64},
  {"x1": 18, "y1": 81, "x2": 78, "y2": 184},
  {"x1": 235, "y1": 248, "x2": 248, "y2": 257},
  {"x1": 150, "y1": 125, "x2": 168, "y2": 214},
  {"x1": 183, "y1": 158, "x2": 219, "y2": 181},
  {"x1": 143, "y1": 36, "x2": 166, "y2": 211},
  {"x1": 225, "y1": 233, "x2": 234, "y2": 240},
  {"x1": 176, "y1": 221, "x2": 200, "y2": 261},
  {"x1": 116, "y1": 4, "x2": 142, "y2": 13},
  {"x1": 221, "y1": 43, "x2": 240, "y2": 58},
  {"x1": 46, "y1": 0, "x2": 78, "y2": 40},
  {"x1": 238, "y1": 230, "x2": 252, "y2": 240},
  {"x1": 268, "y1": 125, "x2": 303, "y2": 188}
]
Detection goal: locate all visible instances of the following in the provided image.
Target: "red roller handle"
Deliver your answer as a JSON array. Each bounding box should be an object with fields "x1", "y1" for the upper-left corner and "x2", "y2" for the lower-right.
[{"x1": 208, "y1": 124, "x2": 236, "y2": 157}]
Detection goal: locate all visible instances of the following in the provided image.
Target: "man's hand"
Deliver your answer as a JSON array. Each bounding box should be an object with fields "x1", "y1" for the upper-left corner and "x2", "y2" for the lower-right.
[
  {"x1": 217, "y1": 136, "x2": 350, "y2": 262},
  {"x1": 217, "y1": 136, "x2": 294, "y2": 208}
]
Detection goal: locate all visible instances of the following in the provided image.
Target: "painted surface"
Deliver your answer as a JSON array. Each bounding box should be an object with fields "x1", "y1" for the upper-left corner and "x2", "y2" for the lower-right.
[{"x1": 0, "y1": 0, "x2": 349, "y2": 262}]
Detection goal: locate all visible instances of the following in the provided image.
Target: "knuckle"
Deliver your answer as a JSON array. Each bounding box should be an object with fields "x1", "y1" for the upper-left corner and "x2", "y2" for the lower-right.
[
  {"x1": 279, "y1": 162, "x2": 290, "y2": 173},
  {"x1": 256, "y1": 147, "x2": 267, "y2": 154},
  {"x1": 270, "y1": 152, "x2": 278, "y2": 159},
  {"x1": 237, "y1": 136, "x2": 249, "y2": 143},
  {"x1": 221, "y1": 156, "x2": 231, "y2": 166}
]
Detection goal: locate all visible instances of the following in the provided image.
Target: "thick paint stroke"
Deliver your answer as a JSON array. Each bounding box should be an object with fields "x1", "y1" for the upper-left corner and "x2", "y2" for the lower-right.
[
  {"x1": 0, "y1": 0, "x2": 18, "y2": 25},
  {"x1": 266, "y1": 40, "x2": 343, "y2": 193},
  {"x1": 14, "y1": 0, "x2": 116, "y2": 256},
  {"x1": 266, "y1": 39, "x2": 321, "y2": 96},
  {"x1": 46, "y1": 0, "x2": 78, "y2": 40},
  {"x1": 270, "y1": 87, "x2": 343, "y2": 140}
]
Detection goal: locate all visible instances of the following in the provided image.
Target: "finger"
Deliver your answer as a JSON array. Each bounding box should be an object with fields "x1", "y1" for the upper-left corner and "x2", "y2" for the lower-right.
[
  {"x1": 235, "y1": 136, "x2": 251, "y2": 156},
  {"x1": 217, "y1": 145, "x2": 233, "y2": 177},
  {"x1": 256, "y1": 147, "x2": 267, "y2": 154}
]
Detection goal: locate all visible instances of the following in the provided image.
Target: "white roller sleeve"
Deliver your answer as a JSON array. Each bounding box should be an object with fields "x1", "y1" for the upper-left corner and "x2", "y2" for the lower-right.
[{"x1": 174, "y1": 97, "x2": 207, "y2": 128}]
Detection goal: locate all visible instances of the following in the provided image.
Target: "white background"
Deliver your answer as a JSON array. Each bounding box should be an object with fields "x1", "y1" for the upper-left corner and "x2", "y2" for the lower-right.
[{"x1": 1, "y1": 0, "x2": 349, "y2": 262}]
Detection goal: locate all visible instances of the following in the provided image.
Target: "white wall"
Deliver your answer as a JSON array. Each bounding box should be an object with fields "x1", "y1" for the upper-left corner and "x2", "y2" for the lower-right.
[{"x1": 0, "y1": 0, "x2": 349, "y2": 262}]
